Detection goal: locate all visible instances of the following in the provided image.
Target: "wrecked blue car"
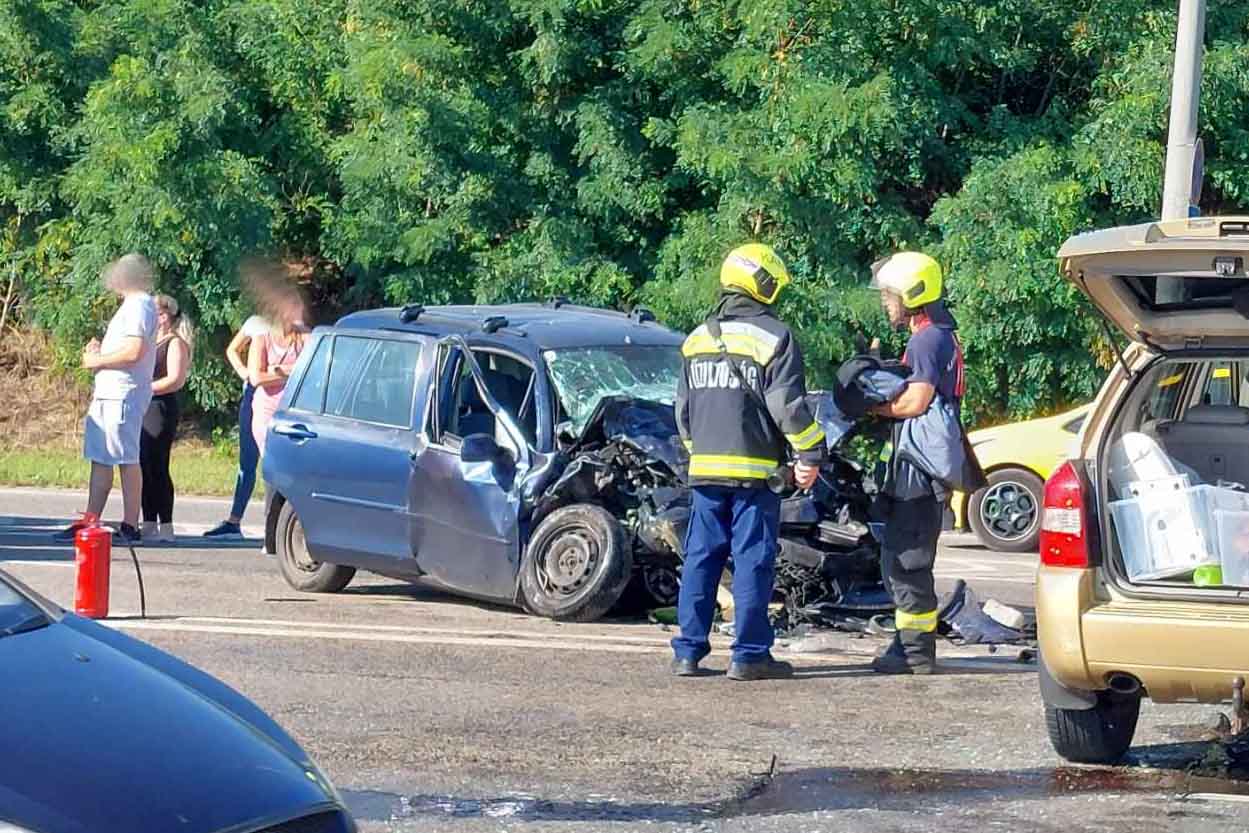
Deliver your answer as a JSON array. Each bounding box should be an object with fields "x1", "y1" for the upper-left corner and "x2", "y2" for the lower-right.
[{"x1": 262, "y1": 302, "x2": 891, "y2": 623}]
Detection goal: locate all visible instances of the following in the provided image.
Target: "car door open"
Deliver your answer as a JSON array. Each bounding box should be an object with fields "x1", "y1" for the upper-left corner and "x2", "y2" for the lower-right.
[{"x1": 409, "y1": 338, "x2": 533, "y2": 601}]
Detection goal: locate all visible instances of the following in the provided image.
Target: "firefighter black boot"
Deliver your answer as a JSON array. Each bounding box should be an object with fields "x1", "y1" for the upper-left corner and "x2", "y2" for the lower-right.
[{"x1": 872, "y1": 631, "x2": 936, "y2": 675}]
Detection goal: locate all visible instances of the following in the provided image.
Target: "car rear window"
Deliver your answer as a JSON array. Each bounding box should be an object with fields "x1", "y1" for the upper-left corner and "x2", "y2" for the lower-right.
[{"x1": 1122, "y1": 274, "x2": 1249, "y2": 311}]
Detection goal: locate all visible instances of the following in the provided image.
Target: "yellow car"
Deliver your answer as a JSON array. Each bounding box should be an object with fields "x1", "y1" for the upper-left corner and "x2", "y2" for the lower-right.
[{"x1": 953, "y1": 405, "x2": 1091, "y2": 553}]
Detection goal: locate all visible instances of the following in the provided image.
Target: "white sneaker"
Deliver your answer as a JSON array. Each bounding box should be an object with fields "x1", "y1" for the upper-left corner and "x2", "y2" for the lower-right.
[
  {"x1": 141, "y1": 522, "x2": 158, "y2": 540},
  {"x1": 157, "y1": 523, "x2": 177, "y2": 543}
]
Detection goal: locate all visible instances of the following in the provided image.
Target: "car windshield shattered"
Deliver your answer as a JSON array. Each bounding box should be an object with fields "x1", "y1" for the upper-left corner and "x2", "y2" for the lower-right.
[{"x1": 545, "y1": 345, "x2": 682, "y2": 434}]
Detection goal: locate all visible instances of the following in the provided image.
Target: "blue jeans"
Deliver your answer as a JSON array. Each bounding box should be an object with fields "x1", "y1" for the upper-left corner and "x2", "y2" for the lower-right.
[
  {"x1": 230, "y1": 384, "x2": 260, "y2": 520},
  {"x1": 672, "y1": 486, "x2": 781, "y2": 665}
]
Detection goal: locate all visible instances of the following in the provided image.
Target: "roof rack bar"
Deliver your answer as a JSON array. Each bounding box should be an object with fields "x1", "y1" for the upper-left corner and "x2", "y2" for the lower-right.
[
  {"x1": 481, "y1": 315, "x2": 509, "y2": 333},
  {"x1": 547, "y1": 296, "x2": 570, "y2": 309},
  {"x1": 629, "y1": 306, "x2": 657, "y2": 324},
  {"x1": 400, "y1": 304, "x2": 424, "y2": 323}
]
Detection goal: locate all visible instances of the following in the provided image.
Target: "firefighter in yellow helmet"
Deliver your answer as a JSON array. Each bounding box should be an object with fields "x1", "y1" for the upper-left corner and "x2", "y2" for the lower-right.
[
  {"x1": 671, "y1": 243, "x2": 826, "y2": 681},
  {"x1": 869, "y1": 252, "x2": 971, "y2": 674}
]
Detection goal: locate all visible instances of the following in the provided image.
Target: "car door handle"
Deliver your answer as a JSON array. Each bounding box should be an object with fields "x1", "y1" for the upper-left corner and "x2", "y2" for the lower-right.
[{"x1": 274, "y1": 422, "x2": 317, "y2": 440}]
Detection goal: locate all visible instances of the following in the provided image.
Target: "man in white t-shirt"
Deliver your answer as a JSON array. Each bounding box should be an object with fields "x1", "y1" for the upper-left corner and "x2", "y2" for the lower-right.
[{"x1": 55, "y1": 254, "x2": 159, "y2": 545}]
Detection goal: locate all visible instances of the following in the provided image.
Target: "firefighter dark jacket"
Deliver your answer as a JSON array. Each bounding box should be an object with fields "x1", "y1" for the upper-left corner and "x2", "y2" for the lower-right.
[{"x1": 676, "y1": 292, "x2": 826, "y2": 486}]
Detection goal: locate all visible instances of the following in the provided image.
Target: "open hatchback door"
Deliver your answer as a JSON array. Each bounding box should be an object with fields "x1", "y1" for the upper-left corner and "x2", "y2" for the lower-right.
[{"x1": 1059, "y1": 216, "x2": 1249, "y2": 352}]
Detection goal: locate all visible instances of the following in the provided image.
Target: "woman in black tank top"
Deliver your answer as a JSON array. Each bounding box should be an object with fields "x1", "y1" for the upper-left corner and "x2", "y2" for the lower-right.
[{"x1": 140, "y1": 296, "x2": 193, "y2": 542}]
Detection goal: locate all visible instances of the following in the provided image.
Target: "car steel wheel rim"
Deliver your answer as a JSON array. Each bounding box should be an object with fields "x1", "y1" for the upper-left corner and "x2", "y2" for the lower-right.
[
  {"x1": 980, "y1": 481, "x2": 1038, "y2": 542},
  {"x1": 643, "y1": 565, "x2": 681, "y2": 606},
  {"x1": 538, "y1": 525, "x2": 600, "y2": 597},
  {"x1": 288, "y1": 519, "x2": 320, "y2": 572}
]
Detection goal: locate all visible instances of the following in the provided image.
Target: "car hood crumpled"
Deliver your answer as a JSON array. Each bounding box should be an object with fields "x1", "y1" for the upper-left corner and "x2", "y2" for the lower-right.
[
  {"x1": 567, "y1": 395, "x2": 687, "y2": 477},
  {"x1": 0, "y1": 618, "x2": 340, "y2": 833}
]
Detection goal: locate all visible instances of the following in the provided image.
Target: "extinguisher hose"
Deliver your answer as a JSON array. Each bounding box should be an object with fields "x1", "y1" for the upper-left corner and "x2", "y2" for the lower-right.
[{"x1": 127, "y1": 545, "x2": 147, "y2": 619}]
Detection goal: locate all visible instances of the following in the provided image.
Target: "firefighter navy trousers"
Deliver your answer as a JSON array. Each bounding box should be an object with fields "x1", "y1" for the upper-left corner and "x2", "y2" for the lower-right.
[{"x1": 672, "y1": 486, "x2": 782, "y2": 665}]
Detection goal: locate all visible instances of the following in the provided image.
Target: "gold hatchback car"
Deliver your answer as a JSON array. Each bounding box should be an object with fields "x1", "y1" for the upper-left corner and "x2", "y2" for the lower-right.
[{"x1": 1039, "y1": 216, "x2": 1249, "y2": 763}]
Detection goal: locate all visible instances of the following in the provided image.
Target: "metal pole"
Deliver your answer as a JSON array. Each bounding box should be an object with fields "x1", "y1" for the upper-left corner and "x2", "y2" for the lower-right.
[{"x1": 1157, "y1": 0, "x2": 1206, "y2": 302}]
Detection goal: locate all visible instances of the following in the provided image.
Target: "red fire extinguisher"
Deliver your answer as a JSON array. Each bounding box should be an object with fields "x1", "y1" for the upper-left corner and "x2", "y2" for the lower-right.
[{"x1": 74, "y1": 515, "x2": 111, "y2": 619}]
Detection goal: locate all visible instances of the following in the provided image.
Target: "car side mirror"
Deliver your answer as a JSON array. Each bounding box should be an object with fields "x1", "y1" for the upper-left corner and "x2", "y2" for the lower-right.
[{"x1": 461, "y1": 433, "x2": 506, "y2": 464}]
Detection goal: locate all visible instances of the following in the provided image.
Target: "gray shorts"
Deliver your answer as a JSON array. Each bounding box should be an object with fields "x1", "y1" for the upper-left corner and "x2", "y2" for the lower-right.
[{"x1": 83, "y1": 392, "x2": 150, "y2": 466}]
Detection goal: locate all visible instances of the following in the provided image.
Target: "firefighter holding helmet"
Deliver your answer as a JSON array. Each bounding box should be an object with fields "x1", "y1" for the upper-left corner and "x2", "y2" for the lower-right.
[
  {"x1": 869, "y1": 251, "x2": 973, "y2": 675},
  {"x1": 671, "y1": 243, "x2": 826, "y2": 681}
]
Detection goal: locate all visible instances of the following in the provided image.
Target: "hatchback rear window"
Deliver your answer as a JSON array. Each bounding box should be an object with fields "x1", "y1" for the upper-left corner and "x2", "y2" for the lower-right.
[{"x1": 1122, "y1": 274, "x2": 1249, "y2": 311}]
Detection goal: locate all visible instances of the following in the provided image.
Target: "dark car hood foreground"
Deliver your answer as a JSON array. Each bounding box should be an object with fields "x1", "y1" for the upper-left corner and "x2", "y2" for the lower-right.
[{"x1": 0, "y1": 614, "x2": 346, "y2": 833}]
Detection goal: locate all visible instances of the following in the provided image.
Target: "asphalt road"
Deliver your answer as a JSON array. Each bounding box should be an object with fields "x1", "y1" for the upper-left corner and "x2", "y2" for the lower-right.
[{"x1": 4, "y1": 487, "x2": 1249, "y2": 833}]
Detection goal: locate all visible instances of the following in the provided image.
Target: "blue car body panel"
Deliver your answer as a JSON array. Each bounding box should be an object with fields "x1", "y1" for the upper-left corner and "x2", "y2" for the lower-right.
[
  {"x1": 0, "y1": 577, "x2": 353, "y2": 833},
  {"x1": 263, "y1": 303, "x2": 685, "y2": 604}
]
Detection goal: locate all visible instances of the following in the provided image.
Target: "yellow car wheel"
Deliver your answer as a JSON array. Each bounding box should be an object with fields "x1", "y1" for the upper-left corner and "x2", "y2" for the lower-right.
[{"x1": 968, "y1": 468, "x2": 1045, "y2": 553}]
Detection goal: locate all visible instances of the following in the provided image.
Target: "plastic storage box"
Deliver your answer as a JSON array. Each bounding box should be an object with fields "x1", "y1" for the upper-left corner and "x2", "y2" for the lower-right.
[
  {"x1": 1213, "y1": 509, "x2": 1249, "y2": 588},
  {"x1": 1109, "y1": 484, "x2": 1249, "y2": 582}
]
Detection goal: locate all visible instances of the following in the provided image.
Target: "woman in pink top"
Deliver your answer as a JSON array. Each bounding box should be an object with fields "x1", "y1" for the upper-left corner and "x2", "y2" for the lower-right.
[{"x1": 247, "y1": 285, "x2": 309, "y2": 455}]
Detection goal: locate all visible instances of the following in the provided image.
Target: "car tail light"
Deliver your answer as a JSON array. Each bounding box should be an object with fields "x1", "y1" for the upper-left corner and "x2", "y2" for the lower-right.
[{"x1": 1040, "y1": 461, "x2": 1091, "y2": 568}]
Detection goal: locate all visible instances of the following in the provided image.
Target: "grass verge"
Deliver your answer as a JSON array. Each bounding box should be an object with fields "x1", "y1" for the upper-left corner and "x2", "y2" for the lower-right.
[{"x1": 0, "y1": 443, "x2": 262, "y2": 499}]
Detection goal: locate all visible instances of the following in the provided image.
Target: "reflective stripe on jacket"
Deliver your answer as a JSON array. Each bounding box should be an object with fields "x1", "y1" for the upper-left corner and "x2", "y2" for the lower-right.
[{"x1": 675, "y1": 294, "x2": 825, "y2": 486}]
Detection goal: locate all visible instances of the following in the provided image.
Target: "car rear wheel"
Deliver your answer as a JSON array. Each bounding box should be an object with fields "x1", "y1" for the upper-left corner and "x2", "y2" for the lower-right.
[
  {"x1": 520, "y1": 504, "x2": 633, "y2": 622},
  {"x1": 1045, "y1": 691, "x2": 1141, "y2": 764},
  {"x1": 275, "y1": 502, "x2": 356, "y2": 594},
  {"x1": 968, "y1": 468, "x2": 1045, "y2": 553}
]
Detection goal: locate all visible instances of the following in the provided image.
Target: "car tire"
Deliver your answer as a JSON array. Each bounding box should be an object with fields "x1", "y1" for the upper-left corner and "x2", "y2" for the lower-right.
[
  {"x1": 968, "y1": 468, "x2": 1045, "y2": 553},
  {"x1": 1045, "y1": 691, "x2": 1141, "y2": 764},
  {"x1": 520, "y1": 504, "x2": 633, "y2": 622},
  {"x1": 616, "y1": 560, "x2": 683, "y2": 614},
  {"x1": 275, "y1": 501, "x2": 356, "y2": 594}
]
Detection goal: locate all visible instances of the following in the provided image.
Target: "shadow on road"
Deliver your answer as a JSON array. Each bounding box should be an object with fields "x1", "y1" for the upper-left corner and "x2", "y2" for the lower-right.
[
  {"x1": 0, "y1": 516, "x2": 75, "y2": 563},
  {"x1": 0, "y1": 515, "x2": 259, "y2": 565}
]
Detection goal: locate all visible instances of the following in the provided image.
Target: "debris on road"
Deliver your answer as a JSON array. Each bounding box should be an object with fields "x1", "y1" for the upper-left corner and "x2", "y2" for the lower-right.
[
  {"x1": 648, "y1": 606, "x2": 678, "y2": 626},
  {"x1": 938, "y1": 580, "x2": 1035, "y2": 646},
  {"x1": 983, "y1": 598, "x2": 1028, "y2": 631}
]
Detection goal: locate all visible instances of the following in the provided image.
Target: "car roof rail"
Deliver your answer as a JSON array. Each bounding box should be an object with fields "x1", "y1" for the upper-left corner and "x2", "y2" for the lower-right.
[
  {"x1": 481, "y1": 315, "x2": 509, "y2": 334},
  {"x1": 399, "y1": 304, "x2": 424, "y2": 323},
  {"x1": 547, "y1": 296, "x2": 570, "y2": 309},
  {"x1": 629, "y1": 306, "x2": 657, "y2": 324}
]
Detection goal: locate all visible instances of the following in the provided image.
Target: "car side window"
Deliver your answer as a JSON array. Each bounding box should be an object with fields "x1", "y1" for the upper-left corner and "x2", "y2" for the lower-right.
[
  {"x1": 324, "y1": 336, "x2": 373, "y2": 417},
  {"x1": 289, "y1": 336, "x2": 331, "y2": 413},
  {"x1": 450, "y1": 355, "x2": 495, "y2": 439},
  {"x1": 1147, "y1": 364, "x2": 1193, "y2": 421},
  {"x1": 473, "y1": 351, "x2": 537, "y2": 445},
  {"x1": 1201, "y1": 362, "x2": 1237, "y2": 407},
  {"x1": 324, "y1": 336, "x2": 421, "y2": 427},
  {"x1": 429, "y1": 347, "x2": 539, "y2": 447}
]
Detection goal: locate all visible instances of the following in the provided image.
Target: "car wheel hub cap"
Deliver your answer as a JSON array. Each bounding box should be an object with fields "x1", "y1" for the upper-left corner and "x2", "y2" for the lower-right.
[
  {"x1": 290, "y1": 523, "x2": 320, "y2": 571},
  {"x1": 981, "y1": 482, "x2": 1038, "y2": 541},
  {"x1": 542, "y1": 530, "x2": 598, "y2": 593}
]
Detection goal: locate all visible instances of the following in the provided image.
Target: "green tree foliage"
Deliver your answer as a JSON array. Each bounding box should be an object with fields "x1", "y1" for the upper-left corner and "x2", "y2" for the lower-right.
[{"x1": 4, "y1": 0, "x2": 1249, "y2": 425}]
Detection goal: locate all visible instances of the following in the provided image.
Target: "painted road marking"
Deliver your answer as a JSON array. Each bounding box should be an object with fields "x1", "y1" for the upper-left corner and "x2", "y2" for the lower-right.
[{"x1": 104, "y1": 614, "x2": 1022, "y2": 665}]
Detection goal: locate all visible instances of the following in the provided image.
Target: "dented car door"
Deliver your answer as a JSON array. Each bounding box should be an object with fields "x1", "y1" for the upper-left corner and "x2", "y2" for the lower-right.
[{"x1": 409, "y1": 339, "x2": 531, "y2": 601}]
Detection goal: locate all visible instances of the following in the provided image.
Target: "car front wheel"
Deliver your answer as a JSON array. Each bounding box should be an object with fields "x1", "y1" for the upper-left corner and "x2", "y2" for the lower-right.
[
  {"x1": 275, "y1": 501, "x2": 356, "y2": 594},
  {"x1": 1045, "y1": 691, "x2": 1141, "y2": 764},
  {"x1": 968, "y1": 468, "x2": 1045, "y2": 553},
  {"x1": 520, "y1": 504, "x2": 633, "y2": 622}
]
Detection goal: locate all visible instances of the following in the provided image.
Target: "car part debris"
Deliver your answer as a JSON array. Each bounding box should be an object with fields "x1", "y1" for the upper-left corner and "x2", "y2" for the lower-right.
[
  {"x1": 938, "y1": 580, "x2": 1035, "y2": 645},
  {"x1": 983, "y1": 599, "x2": 1028, "y2": 630},
  {"x1": 648, "y1": 606, "x2": 678, "y2": 626}
]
